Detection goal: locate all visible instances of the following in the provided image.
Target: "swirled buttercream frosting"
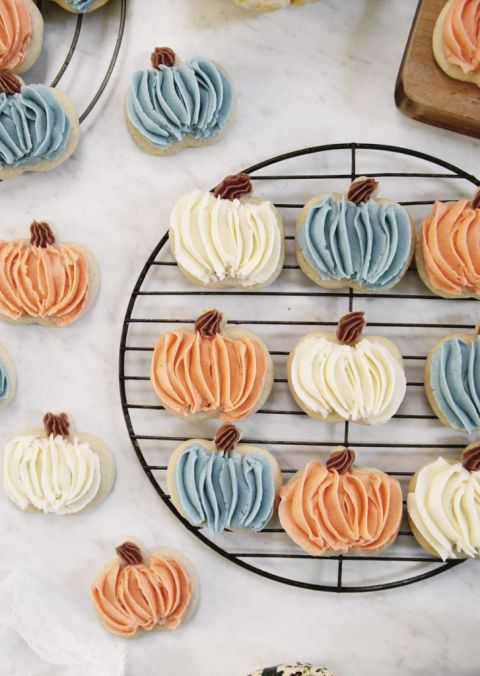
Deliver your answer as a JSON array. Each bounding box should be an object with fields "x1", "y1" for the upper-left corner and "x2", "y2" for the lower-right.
[
  {"x1": 441, "y1": 0, "x2": 480, "y2": 74},
  {"x1": 91, "y1": 545, "x2": 193, "y2": 636},
  {"x1": 408, "y1": 456, "x2": 480, "y2": 559},
  {"x1": 127, "y1": 58, "x2": 233, "y2": 150},
  {"x1": 60, "y1": 0, "x2": 100, "y2": 11},
  {"x1": 151, "y1": 326, "x2": 268, "y2": 420},
  {"x1": 170, "y1": 189, "x2": 282, "y2": 287},
  {"x1": 0, "y1": 0, "x2": 32, "y2": 71},
  {"x1": 420, "y1": 199, "x2": 480, "y2": 297},
  {"x1": 427, "y1": 335, "x2": 480, "y2": 432},
  {"x1": 0, "y1": 84, "x2": 72, "y2": 168},
  {"x1": 289, "y1": 334, "x2": 406, "y2": 424},
  {"x1": 174, "y1": 443, "x2": 276, "y2": 533},
  {"x1": 279, "y1": 456, "x2": 402, "y2": 555},
  {"x1": 0, "y1": 359, "x2": 9, "y2": 399},
  {"x1": 0, "y1": 235, "x2": 89, "y2": 325},
  {"x1": 297, "y1": 195, "x2": 412, "y2": 290},
  {"x1": 3, "y1": 433, "x2": 101, "y2": 514}
]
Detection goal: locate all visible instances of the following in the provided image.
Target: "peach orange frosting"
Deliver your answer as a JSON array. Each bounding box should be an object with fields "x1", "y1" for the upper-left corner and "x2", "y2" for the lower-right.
[
  {"x1": 422, "y1": 199, "x2": 480, "y2": 296},
  {"x1": 91, "y1": 546, "x2": 193, "y2": 637},
  {"x1": 279, "y1": 455, "x2": 403, "y2": 555},
  {"x1": 0, "y1": 237, "x2": 89, "y2": 325},
  {"x1": 151, "y1": 329, "x2": 267, "y2": 421},
  {"x1": 0, "y1": 0, "x2": 32, "y2": 71},
  {"x1": 442, "y1": 0, "x2": 480, "y2": 74}
]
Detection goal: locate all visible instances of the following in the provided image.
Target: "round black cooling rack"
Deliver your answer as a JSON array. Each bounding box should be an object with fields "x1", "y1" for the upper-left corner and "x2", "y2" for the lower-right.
[
  {"x1": 119, "y1": 142, "x2": 479, "y2": 593},
  {"x1": 36, "y1": 0, "x2": 126, "y2": 122}
]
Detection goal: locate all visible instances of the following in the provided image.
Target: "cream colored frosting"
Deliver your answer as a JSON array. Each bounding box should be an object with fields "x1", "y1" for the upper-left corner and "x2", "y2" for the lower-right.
[
  {"x1": 3, "y1": 434, "x2": 101, "y2": 514},
  {"x1": 170, "y1": 189, "x2": 281, "y2": 287},
  {"x1": 290, "y1": 336, "x2": 406, "y2": 424},
  {"x1": 408, "y1": 457, "x2": 480, "y2": 560}
]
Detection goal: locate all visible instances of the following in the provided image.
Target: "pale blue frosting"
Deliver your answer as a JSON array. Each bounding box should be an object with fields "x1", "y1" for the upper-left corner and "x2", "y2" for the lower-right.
[
  {"x1": 297, "y1": 196, "x2": 412, "y2": 290},
  {"x1": 0, "y1": 85, "x2": 71, "y2": 168},
  {"x1": 175, "y1": 444, "x2": 275, "y2": 533},
  {"x1": 63, "y1": 0, "x2": 96, "y2": 10},
  {"x1": 429, "y1": 336, "x2": 480, "y2": 433},
  {"x1": 0, "y1": 362, "x2": 9, "y2": 400},
  {"x1": 127, "y1": 60, "x2": 233, "y2": 149}
]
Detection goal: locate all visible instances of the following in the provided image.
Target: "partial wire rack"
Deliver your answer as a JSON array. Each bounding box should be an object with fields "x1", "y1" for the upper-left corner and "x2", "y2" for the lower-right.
[
  {"x1": 36, "y1": 0, "x2": 126, "y2": 122},
  {"x1": 119, "y1": 142, "x2": 479, "y2": 593}
]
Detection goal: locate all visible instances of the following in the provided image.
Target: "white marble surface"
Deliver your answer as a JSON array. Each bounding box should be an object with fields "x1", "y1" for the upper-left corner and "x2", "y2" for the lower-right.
[{"x1": 1, "y1": 0, "x2": 480, "y2": 674}]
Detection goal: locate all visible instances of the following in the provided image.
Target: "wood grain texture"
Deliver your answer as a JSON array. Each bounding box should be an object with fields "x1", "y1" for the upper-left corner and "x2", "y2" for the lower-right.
[{"x1": 395, "y1": 0, "x2": 480, "y2": 139}]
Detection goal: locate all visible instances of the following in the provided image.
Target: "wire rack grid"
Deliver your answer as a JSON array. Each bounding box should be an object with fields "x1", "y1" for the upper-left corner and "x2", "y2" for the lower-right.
[{"x1": 119, "y1": 142, "x2": 479, "y2": 593}]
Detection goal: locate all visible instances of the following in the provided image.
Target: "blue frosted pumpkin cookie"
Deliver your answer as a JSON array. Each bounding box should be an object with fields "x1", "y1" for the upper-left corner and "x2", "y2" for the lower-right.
[
  {"x1": 0, "y1": 342, "x2": 15, "y2": 410},
  {"x1": 296, "y1": 177, "x2": 414, "y2": 292},
  {"x1": 425, "y1": 325, "x2": 480, "y2": 433},
  {"x1": 126, "y1": 47, "x2": 234, "y2": 156},
  {"x1": 167, "y1": 423, "x2": 281, "y2": 534},
  {"x1": 248, "y1": 665, "x2": 335, "y2": 676},
  {"x1": 0, "y1": 73, "x2": 79, "y2": 179}
]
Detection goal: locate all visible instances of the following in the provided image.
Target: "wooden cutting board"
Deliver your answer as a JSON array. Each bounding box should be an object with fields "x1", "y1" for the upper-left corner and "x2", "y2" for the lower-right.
[{"x1": 395, "y1": 0, "x2": 480, "y2": 139}]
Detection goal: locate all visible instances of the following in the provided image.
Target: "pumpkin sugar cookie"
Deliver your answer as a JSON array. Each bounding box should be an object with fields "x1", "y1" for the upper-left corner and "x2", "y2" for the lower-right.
[
  {"x1": 0, "y1": 73, "x2": 79, "y2": 179},
  {"x1": 91, "y1": 541, "x2": 198, "y2": 637},
  {"x1": 3, "y1": 412, "x2": 115, "y2": 514},
  {"x1": 0, "y1": 220, "x2": 99, "y2": 327},
  {"x1": 279, "y1": 447, "x2": 403, "y2": 556},
  {"x1": 288, "y1": 311, "x2": 406, "y2": 425},
  {"x1": 0, "y1": 0, "x2": 44, "y2": 73},
  {"x1": 151, "y1": 309, "x2": 274, "y2": 422},
  {"x1": 433, "y1": 0, "x2": 480, "y2": 88},
  {"x1": 169, "y1": 172, "x2": 285, "y2": 289},
  {"x1": 126, "y1": 47, "x2": 234, "y2": 155},
  {"x1": 296, "y1": 177, "x2": 414, "y2": 293},
  {"x1": 167, "y1": 423, "x2": 282, "y2": 534}
]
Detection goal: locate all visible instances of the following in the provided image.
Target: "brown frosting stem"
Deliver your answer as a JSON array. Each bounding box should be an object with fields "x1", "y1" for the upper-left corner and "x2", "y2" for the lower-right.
[
  {"x1": 471, "y1": 188, "x2": 480, "y2": 211},
  {"x1": 151, "y1": 47, "x2": 176, "y2": 69},
  {"x1": 347, "y1": 177, "x2": 379, "y2": 205},
  {"x1": 462, "y1": 445, "x2": 480, "y2": 472},
  {"x1": 326, "y1": 447, "x2": 356, "y2": 474},
  {"x1": 0, "y1": 72, "x2": 21, "y2": 95},
  {"x1": 194, "y1": 309, "x2": 223, "y2": 337},
  {"x1": 116, "y1": 542, "x2": 144, "y2": 566},
  {"x1": 214, "y1": 423, "x2": 241, "y2": 453},
  {"x1": 43, "y1": 412, "x2": 70, "y2": 437},
  {"x1": 30, "y1": 221, "x2": 56, "y2": 248},
  {"x1": 336, "y1": 311, "x2": 366, "y2": 344},
  {"x1": 212, "y1": 173, "x2": 253, "y2": 201}
]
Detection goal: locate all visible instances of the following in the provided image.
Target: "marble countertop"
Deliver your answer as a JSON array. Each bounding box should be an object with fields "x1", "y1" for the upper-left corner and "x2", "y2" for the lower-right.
[{"x1": 1, "y1": 1, "x2": 479, "y2": 674}]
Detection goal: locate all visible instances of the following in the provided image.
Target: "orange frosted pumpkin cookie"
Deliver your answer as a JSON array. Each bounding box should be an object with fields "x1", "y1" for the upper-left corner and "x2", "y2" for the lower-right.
[
  {"x1": 91, "y1": 541, "x2": 198, "y2": 638},
  {"x1": 0, "y1": 220, "x2": 99, "y2": 326},
  {"x1": 0, "y1": 0, "x2": 43, "y2": 73},
  {"x1": 151, "y1": 309, "x2": 274, "y2": 421},
  {"x1": 433, "y1": 0, "x2": 480, "y2": 87},
  {"x1": 416, "y1": 187, "x2": 480, "y2": 299},
  {"x1": 279, "y1": 447, "x2": 403, "y2": 556}
]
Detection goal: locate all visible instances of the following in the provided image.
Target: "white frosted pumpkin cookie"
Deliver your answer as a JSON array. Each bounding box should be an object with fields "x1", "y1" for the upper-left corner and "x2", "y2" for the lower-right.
[
  {"x1": 416, "y1": 187, "x2": 480, "y2": 300},
  {"x1": 126, "y1": 47, "x2": 234, "y2": 156},
  {"x1": 0, "y1": 0, "x2": 44, "y2": 73},
  {"x1": 0, "y1": 342, "x2": 15, "y2": 410},
  {"x1": 3, "y1": 412, "x2": 115, "y2": 514},
  {"x1": 433, "y1": 0, "x2": 480, "y2": 88},
  {"x1": 296, "y1": 177, "x2": 414, "y2": 293},
  {"x1": 91, "y1": 540, "x2": 198, "y2": 638},
  {"x1": 0, "y1": 73, "x2": 79, "y2": 179},
  {"x1": 408, "y1": 441, "x2": 480, "y2": 560},
  {"x1": 0, "y1": 220, "x2": 99, "y2": 327},
  {"x1": 235, "y1": 0, "x2": 318, "y2": 9},
  {"x1": 169, "y1": 172, "x2": 285, "y2": 288},
  {"x1": 52, "y1": 0, "x2": 110, "y2": 12},
  {"x1": 151, "y1": 309, "x2": 274, "y2": 422},
  {"x1": 167, "y1": 423, "x2": 282, "y2": 533},
  {"x1": 249, "y1": 666, "x2": 334, "y2": 676},
  {"x1": 288, "y1": 311, "x2": 406, "y2": 424},
  {"x1": 424, "y1": 325, "x2": 480, "y2": 433},
  {"x1": 279, "y1": 447, "x2": 403, "y2": 556}
]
